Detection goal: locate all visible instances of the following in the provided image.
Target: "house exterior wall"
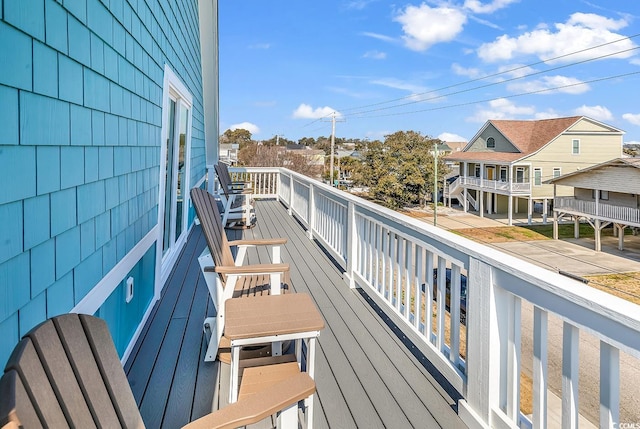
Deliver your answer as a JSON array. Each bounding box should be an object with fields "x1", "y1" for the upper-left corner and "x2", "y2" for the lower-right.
[
  {"x1": 557, "y1": 166, "x2": 640, "y2": 195},
  {"x1": 526, "y1": 118, "x2": 622, "y2": 199},
  {"x1": 574, "y1": 188, "x2": 639, "y2": 208},
  {"x1": 0, "y1": 0, "x2": 209, "y2": 367},
  {"x1": 467, "y1": 123, "x2": 519, "y2": 153}
]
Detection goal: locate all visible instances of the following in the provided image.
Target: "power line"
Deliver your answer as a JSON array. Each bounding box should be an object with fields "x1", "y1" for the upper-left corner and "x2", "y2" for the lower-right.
[{"x1": 336, "y1": 33, "x2": 640, "y2": 116}]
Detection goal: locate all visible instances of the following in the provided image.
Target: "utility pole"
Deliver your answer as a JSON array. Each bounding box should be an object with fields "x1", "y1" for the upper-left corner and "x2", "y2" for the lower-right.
[
  {"x1": 275, "y1": 134, "x2": 283, "y2": 145},
  {"x1": 433, "y1": 144, "x2": 438, "y2": 226},
  {"x1": 323, "y1": 112, "x2": 345, "y2": 187}
]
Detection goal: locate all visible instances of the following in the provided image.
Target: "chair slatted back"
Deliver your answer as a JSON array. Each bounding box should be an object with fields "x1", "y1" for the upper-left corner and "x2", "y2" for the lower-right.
[
  {"x1": 214, "y1": 163, "x2": 234, "y2": 195},
  {"x1": 0, "y1": 314, "x2": 144, "y2": 429},
  {"x1": 190, "y1": 188, "x2": 236, "y2": 273}
]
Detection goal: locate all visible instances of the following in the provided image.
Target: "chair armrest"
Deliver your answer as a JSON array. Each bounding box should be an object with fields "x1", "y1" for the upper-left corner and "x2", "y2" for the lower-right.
[
  {"x1": 228, "y1": 238, "x2": 287, "y2": 247},
  {"x1": 213, "y1": 263, "x2": 290, "y2": 275},
  {"x1": 182, "y1": 373, "x2": 315, "y2": 429}
]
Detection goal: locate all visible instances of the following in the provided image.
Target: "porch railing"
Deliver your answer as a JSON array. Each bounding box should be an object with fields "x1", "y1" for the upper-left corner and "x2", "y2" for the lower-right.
[
  {"x1": 232, "y1": 167, "x2": 640, "y2": 429},
  {"x1": 555, "y1": 196, "x2": 640, "y2": 226},
  {"x1": 461, "y1": 176, "x2": 531, "y2": 194}
]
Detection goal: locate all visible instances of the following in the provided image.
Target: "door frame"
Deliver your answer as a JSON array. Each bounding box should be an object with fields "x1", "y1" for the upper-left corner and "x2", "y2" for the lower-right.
[{"x1": 156, "y1": 65, "x2": 193, "y2": 297}]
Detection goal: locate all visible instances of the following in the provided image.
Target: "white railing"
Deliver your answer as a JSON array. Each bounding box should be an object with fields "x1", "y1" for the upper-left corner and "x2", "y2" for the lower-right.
[
  {"x1": 555, "y1": 196, "x2": 640, "y2": 226},
  {"x1": 231, "y1": 167, "x2": 640, "y2": 429},
  {"x1": 461, "y1": 176, "x2": 531, "y2": 194}
]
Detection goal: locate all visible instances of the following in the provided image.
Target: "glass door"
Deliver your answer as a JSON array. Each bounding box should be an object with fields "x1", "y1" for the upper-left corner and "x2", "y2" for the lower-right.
[{"x1": 162, "y1": 98, "x2": 190, "y2": 259}]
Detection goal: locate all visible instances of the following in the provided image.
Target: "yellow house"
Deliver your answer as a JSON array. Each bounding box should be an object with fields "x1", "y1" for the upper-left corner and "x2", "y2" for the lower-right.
[{"x1": 445, "y1": 116, "x2": 624, "y2": 225}]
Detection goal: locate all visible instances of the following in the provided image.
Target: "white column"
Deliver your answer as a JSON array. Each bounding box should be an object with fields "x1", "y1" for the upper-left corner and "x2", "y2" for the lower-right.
[
  {"x1": 600, "y1": 342, "x2": 620, "y2": 429},
  {"x1": 527, "y1": 197, "x2": 533, "y2": 225},
  {"x1": 532, "y1": 307, "x2": 548, "y2": 429},
  {"x1": 479, "y1": 190, "x2": 484, "y2": 217},
  {"x1": 542, "y1": 198, "x2": 548, "y2": 224},
  {"x1": 562, "y1": 322, "x2": 579, "y2": 429},
  {"x1": 618, "y1": 225, "x2": 625, "y2": 250},
  {"x1": 508, "y1": 195, "x2": 513, "y2": 226},
  {"x1": 595, "y1": 219, "x2": 601, "y2": 252}
]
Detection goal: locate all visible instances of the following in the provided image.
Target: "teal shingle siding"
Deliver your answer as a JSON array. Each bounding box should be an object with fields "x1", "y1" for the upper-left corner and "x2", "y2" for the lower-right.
[
  {"x1": 0, "y1": 86, "x2": 19, "y2": 145},
  {"x1": 0, "y1": 0, "x2": 208, "y2": 365}
]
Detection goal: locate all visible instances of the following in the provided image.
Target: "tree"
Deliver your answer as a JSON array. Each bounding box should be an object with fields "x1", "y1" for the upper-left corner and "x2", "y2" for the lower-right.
[
  {"x1": 220, "y1": 128, "x2": 253, "y2": 149},
  {"x1": 238, "y1": 143, "x2": 323, "y2": 178},
  {"x1": 354, "y1": 131, "x2": 448, "y2": 209}
]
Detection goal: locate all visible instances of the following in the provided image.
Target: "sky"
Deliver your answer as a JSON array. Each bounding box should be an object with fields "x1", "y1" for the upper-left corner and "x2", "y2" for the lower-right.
[{"x1": 218, "y1": 0, "x2": 640, "y2": 144}]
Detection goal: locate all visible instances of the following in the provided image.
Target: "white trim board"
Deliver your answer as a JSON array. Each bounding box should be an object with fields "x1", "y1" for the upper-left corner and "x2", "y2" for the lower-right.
[{"x1": 72, "y1": 226, "x2": 158, "y2": 315}]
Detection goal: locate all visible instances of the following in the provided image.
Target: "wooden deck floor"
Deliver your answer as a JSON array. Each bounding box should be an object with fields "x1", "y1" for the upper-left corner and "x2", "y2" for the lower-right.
[{"x1": 124, "y1": 199, "x2": 466, "y2": 428}]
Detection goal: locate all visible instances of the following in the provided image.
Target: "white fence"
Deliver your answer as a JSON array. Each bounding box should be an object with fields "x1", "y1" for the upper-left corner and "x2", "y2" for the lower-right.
[
  {"x1": 232, "y1": 167, "x2": 640, "y2": 429},
  {"x1": 555, "y1": 196, "x2": 640, "y2": 226}
]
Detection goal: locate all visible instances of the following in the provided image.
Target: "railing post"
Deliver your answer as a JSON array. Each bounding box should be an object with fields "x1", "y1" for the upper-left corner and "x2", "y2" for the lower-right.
[
  {"x1": 288, "y1": 173, "x2": 294, "y2": 215},
  {"x1": 600, "y1": 341, "x2": 620, "y2": 428},
  {"x1": 459, "y1": 257, "x2": 505, "y2": 428},
  {"x1": 344, "y1": 201, "x2": 356, "y2": 288},
  {"x1": 308, "y1": 183, "x2": 315, "y2": 240}
]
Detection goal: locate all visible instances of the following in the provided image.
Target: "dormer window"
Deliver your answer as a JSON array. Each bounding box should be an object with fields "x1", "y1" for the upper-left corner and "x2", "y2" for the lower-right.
[{"x1": 487, "y1": 137, "x2": 495, "y2": 148}]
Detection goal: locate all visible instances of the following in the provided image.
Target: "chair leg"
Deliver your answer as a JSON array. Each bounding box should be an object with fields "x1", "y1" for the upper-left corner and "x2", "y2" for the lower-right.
[
  {"x1": 277, "y1": 403, "x2": 298, "y2": 429},
  {"x1": 203, "y1": 317, "x2": 221, "y2": 362}
]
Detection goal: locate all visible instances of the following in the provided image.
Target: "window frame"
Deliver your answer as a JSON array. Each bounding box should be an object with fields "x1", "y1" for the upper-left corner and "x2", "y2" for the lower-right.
[
  {"x1": 572, "y1": 139, "x2": 580, "y2": 155},
  {"x1": 533, "y1": 168, "x2": 542, "y2": 186},
  {"x1": 553, "y1": 167, "x2": 561, "y2": 179},
  {"x1": 486, "y1": 137, "x2": 496, "y2": 149}
]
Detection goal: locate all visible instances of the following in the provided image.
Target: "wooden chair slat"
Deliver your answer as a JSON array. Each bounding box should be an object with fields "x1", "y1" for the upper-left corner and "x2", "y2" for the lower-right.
[
  {"x1": 53, "y1": 314, "x2": 122, "y2": 427},
  {"x1": 4, "y1": 338, "x2": 69, "y2": 428},
  {"x1": 79, "y1": 314, "x2": 145, "y2": 429},
  {"x1": 26, "y1": 319, "x2": 97, "y2": 428},
  {"x1": 0, "y1": 369, "x2": 43, "y2": 429}
]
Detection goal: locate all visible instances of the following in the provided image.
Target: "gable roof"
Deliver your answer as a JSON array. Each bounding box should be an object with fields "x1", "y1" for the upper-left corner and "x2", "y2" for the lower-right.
[{"x1": 445, "y1": 116, "x2": 621, "y2": 163}]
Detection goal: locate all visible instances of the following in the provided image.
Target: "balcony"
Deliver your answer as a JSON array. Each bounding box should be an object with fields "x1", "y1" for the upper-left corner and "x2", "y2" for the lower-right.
[
  {"x1": 126, "y1": 167, "x2": 640, "y2": 428},
  {"x1": 459, "y1": 176, "x2": 531, "y2": 195},
  {"x1": 555, "y1": 196, "x2": 640, "y2": 227}
]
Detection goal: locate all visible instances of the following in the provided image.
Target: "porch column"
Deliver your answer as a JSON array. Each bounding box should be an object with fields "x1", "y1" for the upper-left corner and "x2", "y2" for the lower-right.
[
  {"x1": 479, "y1": 190, "x2": 484, "y2": 218},
  {"x1": 464, "y1": 187, "x2": 468, "y2": 213},
  {"x1": 542, "y1": 198, "x2": 548, "y2": 224},
  {"x1": 595, "y1": 219, "x2": 601, "y2": 252},
  {"x1": 574, "y1": 217, "x2": 580, "y2": 239},
  {"x1": 618, "y1": 225, "x2": 625, "y2": 251},
  {"x1": 527, "y1": 197, "x2": 533, "y2": 225},
  {"x1": 553, "y1": 210, "x2": 558, "y2": 240},
  {"x1": 508, "y1": 195, "x2": 513, "y2": 226},
  {"x1": 487, "y1": 192, "x2": 493, "y2": 214}
]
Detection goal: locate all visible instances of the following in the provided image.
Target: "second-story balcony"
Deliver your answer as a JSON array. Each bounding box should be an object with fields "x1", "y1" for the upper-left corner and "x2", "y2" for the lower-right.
[
  {"x1": 125, "y1": 167, "x2": 640, "y2": 429},
  {"x1": 458, "y1": 176, "x2": 531, "y2": 195}
]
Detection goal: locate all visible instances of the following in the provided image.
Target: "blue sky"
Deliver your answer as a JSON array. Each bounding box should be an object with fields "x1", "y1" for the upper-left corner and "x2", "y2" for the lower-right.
[{"x1": 219, "y1": 0, "x2": 640, "y2": 144}]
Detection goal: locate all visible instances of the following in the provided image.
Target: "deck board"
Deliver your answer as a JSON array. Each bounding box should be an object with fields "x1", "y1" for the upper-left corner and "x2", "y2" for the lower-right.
[{"x1": 125, "y1": 198, "x2": 466, "y2": 428}]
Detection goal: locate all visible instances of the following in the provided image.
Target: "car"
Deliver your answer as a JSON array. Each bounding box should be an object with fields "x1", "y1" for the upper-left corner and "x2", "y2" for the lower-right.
[{"x1": 423, "y1": 268, "x2": 467, "y2": 324}]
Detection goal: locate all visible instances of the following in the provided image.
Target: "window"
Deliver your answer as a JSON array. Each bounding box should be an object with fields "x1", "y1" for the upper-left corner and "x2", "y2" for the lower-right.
[
  {"x1": 553, "y1": 167, "x2": 561, "y2": 178},
  {"x1": 534, "y1": 168, "x2": 542, "y2": 186},
  {"x1": 474, "y1": 165, "x2": 480, "y2": 177},
  {"x1": 572, "y1": 139, "x2": 580, "y2": 155},
  {"x1": 500, "y1": 166, "x2": 508, "y2": 182},
  {"x1": 591, "y1": 190, "x2": 609, "y2": 200},
  {"x1": 486, "y1": 137, "x2": 495, "y2": 148},
  {"x1": 516, "y1": 167, "x2": 525, "y2": 183}
]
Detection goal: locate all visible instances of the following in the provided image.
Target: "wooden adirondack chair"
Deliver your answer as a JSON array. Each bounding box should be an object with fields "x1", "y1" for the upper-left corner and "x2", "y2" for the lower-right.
[
  {"x1": 190, "y1": 188, "x2": 290, "y2": 362},
  {"x1": 0, "y1": 313, "x2": 315, "y2": 429},
  {"x1": 214, "y1": 163, "x2": 256, "y2": 229},
  {"x1": 216, "y1": 162, "x2": 251, "y2": 190}
]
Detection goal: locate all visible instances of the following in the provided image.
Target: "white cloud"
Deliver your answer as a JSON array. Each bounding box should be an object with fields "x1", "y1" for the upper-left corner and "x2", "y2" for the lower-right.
[
  {"x1": 463, "y1": 0, "x2": 520, "y2": 14},
  {"x1": 394, "y1": 4, "x2": 467, "y2": 51},
  {"x1": 573, "y1": 105, "x2": 613, "y2": 121},
  {"x1": 292, "y1": 104, "x2": 340, "y2": 119},
  {"x1": 623, "y1": 113, "x2": 640, "y2": 126},
  {"x1": 369, "y1": 78, "x2": 426, "y2": 93},
  {"x1": 534, "y1": 110, "x2": 560, "y2": 119},
  {"x1": 467, "y1": 98, "x2": 535, "y2": 122},
  {"x1": 229, "y1": 122, "x2": 260, "y2": 134},
  {"x1": 452, "y1": 63, "x2": 482, "y2": 78},
  {"x1": 438, "y1": 132, "x2": 468, "y2": 142},
  {"x1": 506, "y1": 75, "x2": 590, "y2": 95},
  {"x1": 477, "y1": 13, "x2": 635, "y2": 63},
  {"x1": 363, "y1": 50, "x2": 387, "y2": 60},
  {"x1": 361, "y1": 32, "x2": 396, "y2": 43}
]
